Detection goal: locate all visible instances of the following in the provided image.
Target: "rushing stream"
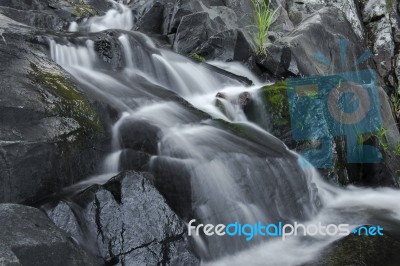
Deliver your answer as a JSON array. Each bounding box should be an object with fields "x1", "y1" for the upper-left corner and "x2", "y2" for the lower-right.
[{"x1": 47, "y1": 3, "x2": 400, "y2": 265}]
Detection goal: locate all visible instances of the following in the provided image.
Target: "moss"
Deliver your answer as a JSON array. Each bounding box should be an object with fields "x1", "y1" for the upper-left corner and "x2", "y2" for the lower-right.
[
  {"x1": 74, "y1": 5, "x2": 97, "y2": 17},
  {"x1": 66, "y1": 0, "x2": 97, "y2": 17},
  {"x1": 29, "y1": 63, "x2": 102, "y2": 136},
  {"x1": 261, "y1": 81, "x2": 291, "y2": 127},
  {"x1": 190, "y1": 52, "x2": 205, "y2": 62}
]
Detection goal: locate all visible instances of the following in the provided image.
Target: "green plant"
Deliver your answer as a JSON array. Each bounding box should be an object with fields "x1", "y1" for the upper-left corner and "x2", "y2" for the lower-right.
[
  {"x1": 190, "y1": 52, "x2": 205, "y2": 62},
  {"x1": 249, "y1": 0, "x2": 277, "y2": 55},
  {"x1": 376, "y1": 127, "x2": 389, "y2": 151}
]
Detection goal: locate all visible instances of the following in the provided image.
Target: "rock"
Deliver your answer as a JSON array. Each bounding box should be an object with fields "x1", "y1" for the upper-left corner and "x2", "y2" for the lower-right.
[
  {"x1": 173, "y1": 11, "x2": 227, "y2": 54},
  {"x1": 309, "y1": 228, "x2": 400, "y2": 266},
  {"x1": 256, "y1": 43, "x2": 298, "y2": 78},
  {"x1": 390, "y1": 11, "x2": 400, "y2": 43},
  {"x1": 194, "y1": 29, "x2": 254, "y2": 63},
  {"x1": 362, "y1": 0, "x2": 386, "y2": 22},
  {"x1": 366, "y1": 18, "x2": 395, "y2": 79},
  {"x1": 286, "y1": 0, "x2": 364, "y2": 39},
  {"x1": 164, "y1": 0, "x2": 204, "y2": 35},
  {"x1": 134, "y1": 0, "x2": 167, "y2": 34},
  {"x1": 396, "y1": 54, "x2": 400, "y2": 82},
  {"x1": 0, "y1": 204, "x2": 101, "y2": 266},
  {"x1": 119, "y1": 149, "x2": 151, "y2": 171},
  {"x1": 119, "y1": 119, "x2": 161, "y2": 155},
  {"x1": 0, "y1": 14, "x2": 106, "y2": 203},
  {"x1": 270, "y1": 5, "x2": 295, "y2": 33},
  {"x1": 43, "y1": 171, "x2": 199, "y2": 265},
  {"x1": 222, "y1": 0, "x2": 254, "y2": 28},
  {"x1": 0, "y1": 0, "x2": 111, "y2": 30}
]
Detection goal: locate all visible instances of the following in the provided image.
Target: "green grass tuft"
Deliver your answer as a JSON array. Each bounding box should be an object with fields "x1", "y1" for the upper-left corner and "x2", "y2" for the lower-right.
[{"x1": 249, "y1": 0, "x2": 277, "y2": 55}]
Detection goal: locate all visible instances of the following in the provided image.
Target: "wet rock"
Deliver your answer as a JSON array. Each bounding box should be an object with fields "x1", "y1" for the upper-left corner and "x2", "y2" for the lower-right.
[
  {"x1": 0, "y1": 15, "x2": 106, "y2": 203},
  {"x1": 119, "y1": 119, "x2": 161, "y2": 155},
  {"x1": 173, "y1": 11, "x2": 227, "y2": 54},
  {"x1": 43, "y1": 171, "x2": 199, "y2": 266},
  {"x1": 0, "y1": 204, "x2": 101, "y2": 266},
  {"x1": 119, "y1": 149, "x2": 151, "y2": 171}
]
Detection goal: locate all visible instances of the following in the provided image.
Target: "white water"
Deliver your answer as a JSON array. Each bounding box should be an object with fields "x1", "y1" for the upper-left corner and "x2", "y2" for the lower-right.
[
  {"x1": 50, "y1": 4, "x2": 400, "y2": 265},
  {"x1": 68, "y1": 1, "x2": 133, "y2": 33}
]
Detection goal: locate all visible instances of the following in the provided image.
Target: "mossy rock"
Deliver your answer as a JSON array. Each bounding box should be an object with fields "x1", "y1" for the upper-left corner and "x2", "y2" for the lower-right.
[
  {"x1": 261, "y1": 81, "x2": 291, "y2": 128},
  {"x1": 29, "y1": 63, "x2": 102, "y2": 139},
  {"x1": 66, "y1": 0, "x2": 98, "y2": 17}
]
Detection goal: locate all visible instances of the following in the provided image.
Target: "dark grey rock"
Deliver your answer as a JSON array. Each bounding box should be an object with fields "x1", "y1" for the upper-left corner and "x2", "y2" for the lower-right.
[
  {"x1": 119, "y1": 119, "x2": 160, "y2": 155},
  {"x1": 194, "y1": 29, "x2": 254, "y2": 63},
  {"x1": 309, "y1": 228, "x2": 400, "y2": 266},
  {"x1": 0, "y1": 0, "x2": 111, "y2": 30},
  {"x1": 173, "y1": 11, "x2": 227, "y2": 54},
  {"x1": 256, "y1": 43, "x2": 298, "y2": 78},
  {"x1": 0, "y1": 204, "x2": 101, "y2": 266},
  {"x1": 286, "y1": 0, "x2": 364, "y2": 39},
  {"x1": 44, "y1": 171, "x2": 199, "y2": 266},
  {"x1": 0, "y1": 15, "x2": 106, "y2": 203}
]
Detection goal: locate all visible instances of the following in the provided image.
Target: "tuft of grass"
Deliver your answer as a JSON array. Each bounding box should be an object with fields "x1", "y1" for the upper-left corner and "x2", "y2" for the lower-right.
[{"x1": 249, "y1": 0, "x2": 277, "y2": 55}]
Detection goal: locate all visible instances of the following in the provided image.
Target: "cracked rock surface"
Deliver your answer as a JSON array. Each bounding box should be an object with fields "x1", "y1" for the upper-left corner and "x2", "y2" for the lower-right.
[{"x1": 43, "y1": 171, "x2": 199, "y2": 266}]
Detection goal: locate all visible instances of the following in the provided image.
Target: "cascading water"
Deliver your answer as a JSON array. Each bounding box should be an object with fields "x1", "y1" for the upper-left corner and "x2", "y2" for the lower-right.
[{"x1": 46, "y1": 3, "x2": 400, "y2": 265}]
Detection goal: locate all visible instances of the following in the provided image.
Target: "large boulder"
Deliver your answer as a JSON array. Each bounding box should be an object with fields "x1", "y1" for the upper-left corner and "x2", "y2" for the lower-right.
[
  {"x1": 286, "y1": 0, "x2": 364, "y2": 39},
  {"x1": 0, "y1": 204, "x2": 101, "y2": 266},
  {"x1": 173, "y1": 11, "x2": 227, "y2": 54},
  {"x1": 0, "y1": 14, "x2": 107, "y2": 203},
  {"x1": 194, "y1": 29, "x2": 255, "y2": 63},
  {"x1": 43, "y1": 171, "x2": 199, "y2": 265}
]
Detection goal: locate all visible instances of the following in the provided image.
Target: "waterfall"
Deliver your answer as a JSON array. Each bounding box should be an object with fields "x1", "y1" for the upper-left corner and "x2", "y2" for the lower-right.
[{"x1": 48, "y1": 3, "x2": 400, "y2": 265}]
